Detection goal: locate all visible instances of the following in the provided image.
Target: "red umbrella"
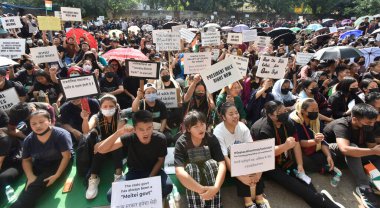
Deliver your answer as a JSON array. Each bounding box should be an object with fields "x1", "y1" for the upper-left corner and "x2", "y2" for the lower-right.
[
  {"x1": 66, "y1": 28, "x2": 98, "y2": 49},
  {"x1": 102, "y1": 48, "x2": 149, "y2": 61}
]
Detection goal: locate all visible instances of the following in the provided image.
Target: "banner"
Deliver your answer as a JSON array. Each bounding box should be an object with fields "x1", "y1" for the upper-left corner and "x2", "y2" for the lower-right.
[
  {"x1": 37, "y1": 16, "x2": 61, "y2": 31},
  {"x1": 157, "y1": 89, "x2": 178, "y2": 108},
  {"x1": 155, "y1": 32, "x2": 181, "y2": 51},
  {"x1": 60, "y1": 74, "x2": 100, "y2": 100},
  {"x1": 60, "y1": 7, "x2": 82, "y2": 21},
  {"x1": 152, "y1": 30, "x2": 171, "y2": 43},
  {"x1": 0, "y1": 16, "x2": 22, "y2": 30},
  {"x1": 254, "y1": 36, "x2": 271, "y2": 48},
  {"x1": 111, "y1": 176, "x2": 162, "y2": 208},
  {"x1": 227, "y1": 33, "x2": 243, "y2": 45},
  {"x1": 296, "y1": 52, "x2": 315, "y2": 65},
  {"x1": 164, "y1": 147, "x2": 175, "y2": 174},
  {"x1": 0, "y1": 39, "x2": 25, "y2": 59},
  {"x1": 30, "y1": 46, "x2": 59, "y2": 64},
  {"x1": 256, "y1": 56, "x2": 288, "y2": 79},
  {"x1": 179, "y1": 29, "x2": 196, "y2": 43},
  {"x1": 242, "y1": 30, "x2": 257, "y2": 42},
  {"x1": 172, "y1": 24, "x2": 187, "y2": 32},
  {"x1": 126, "y1": 60, "x2": 160, "y2": 79},
  {"x1": 226, "y1": 54, "x2": 249, "y2": 76},
  {"x1": 201, "y1": 31, "x2": 220, "y2": 46},
  {"x1": 184, "y1": 52, "x2": 212, "y2": 74},
  {"x1": 230, "y1": 138, "x2": 275, "y2": 177},
  {"x1": 0, "y1": 88, "x2": 20, "y2": 110}
]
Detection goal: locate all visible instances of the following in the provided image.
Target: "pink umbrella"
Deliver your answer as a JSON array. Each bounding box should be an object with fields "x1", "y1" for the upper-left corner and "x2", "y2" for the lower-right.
[
  {"x1": 66, "y1": 28, "x2": 98, "y2": 49},
  {"x1": 102, "y1": 48, "x2": 149, "y2": 61},
  {"x1": 341, "y1": 19, "x2": 353, "y2": 26}
]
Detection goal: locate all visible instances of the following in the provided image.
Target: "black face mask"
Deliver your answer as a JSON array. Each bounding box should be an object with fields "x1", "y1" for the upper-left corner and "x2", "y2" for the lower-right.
[
  {"x1": 265, "y1": 87, "x2": 272, "y2": 93},
  {"x1": 310, "y1": 87, "x2": 319, "y2": 95},
  {"x1": 318, "y1": 80, "x2": 325, "y2": 88},
  {"x1": 277, "y1": 112, "x2": 289, "y2": 123},
  {"x1": 350, "y1": 88, "x2": 359, "y2": 95},
  {"x1": 24, "y1": 63, "x2": 33, "y2": 71},
  {"x1": 358, "y1": 61, "x2": 365, "y2": 66},
  {"x1": 195, "y1": 93, "x2": 205, "y2": 100},
  {"x1": 36, "y1": 127, "x2": 51, "y2": 136},
  {"x1": 362, "y1": 125, "x2": 374, "y2": 132},
  {"x1": 161, "y1": 75, "x2": 170, "y2": 82},
  {"x1": 307, "y1": 112, "x2": 318, "y2": 120},
  {"x1": 281, "y1": 88, "x2": 290, "y2": 95},
  {"x1": 369, "y1": 88, "x2": 379, "y2": 93},
  {"x1": 105, "y1": 72, "x2": 115, "y2": 78}
]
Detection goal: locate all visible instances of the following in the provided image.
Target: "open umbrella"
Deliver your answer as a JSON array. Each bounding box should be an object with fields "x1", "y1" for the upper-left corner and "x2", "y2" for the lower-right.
[
  {"x1": 102, "y1": 48, "x2": 149, "y2": 61},
  {"x1": 203, "y1": 23, "x2": 221, "y2": 29},
  {"x1": 315, "y1": 27, "x2": 329, "y2": 33},
  {"x1": 163, "y1": 22, "x2": 179, "y2": 29},
  {"x1": 232, "y1": 24, "x2": 249, "y2": 33},
  {"x1": 322, "y1": 19, "x2": 336, "y2": 27},
  {"x1": 360, "y1": 47, "x2": 380, "y2": 68},
  {"x1": 312, "y1": 46, "x2": 363, "y2": 60},
  {"x1": 268, "y1": 28, "x2": 292, "y2": 38},
  {"x1": 354, "y1": 16, "x2": 374, "y2": 27},
  {"x1": 257, "y1": 31, "x2": 268, "y2": 36},
  {"x1": 339, "y1": 29, "x2": 363, "y2": 40},
  {"x1": 290, "y1": 27, "x2": 301, "y2": 33},
  {"x1": 306, "y1": 24, "x2": 323, "y2": 31},
  {"x1": 108, "y1": 29, "x2": 123, "y2": 38},
  {"x1": 66, "y1": 28, "x2": 98, "y2": 49},
  {"x1": 128, "y1": 26, "x2": 141, "y2": 34},
  {"x1": 141, "y1": 24, "x2": 154, "y2": 32},
  {"x1": 371, "y1": 28, "x2": 380, "y2": 35},
  {"x1": 273, "y1": 33, "x2": 296, "y2": 46},
  {"x1": 338, "y1": 26, "x2": 354, "y2": 31},
  {"x1": 187, "y1": 28, "x2": 200, "y2": 33},
  {"x1": 221, "y1": 26, "x2": 233, "y2": 32},
  {"x1": 341, "y1": 19, "x2": 353, "y2": 26}
]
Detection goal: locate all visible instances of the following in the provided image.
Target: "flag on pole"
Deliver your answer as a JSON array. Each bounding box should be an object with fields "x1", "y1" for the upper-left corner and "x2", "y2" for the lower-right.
[{"x1": 45, "y1": 0, "x2": 52, "y2": 11}]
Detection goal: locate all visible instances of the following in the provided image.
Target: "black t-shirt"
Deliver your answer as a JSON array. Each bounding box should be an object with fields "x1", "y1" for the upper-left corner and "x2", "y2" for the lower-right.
[
  {"x1": 123, "y1": 76, "x2": 140, "y2": 97},
  {"x1": 99, "y1": 76, "x2": 122, "y2": 93},
  {"x1": 0, "y1": 135, "x2": 22, "y2": 168},
  {"x1": 323, "y1": 117, "x2": 375, "y2": 147},
  {"x1": 251, "y1": 117, "x2": 297, "y2": 144},
  {"x1": 0, "y1": 80, "x2": 26, "y2": 98},
  {"x1": 139, "y1": 99, "x2": 168, "y2": 123},
  {"x1": 33, "y1": 82, "x2": 62, "y2": 104},
  {"x1": 120, "y1": 132, "x2": 167, "y2": 171},
  {"x1": 0, "y1": 108, "x2": 9, "y2": 127},
  {"x1": 13, "y1": 69, "x2": 35, "y2": 87}
]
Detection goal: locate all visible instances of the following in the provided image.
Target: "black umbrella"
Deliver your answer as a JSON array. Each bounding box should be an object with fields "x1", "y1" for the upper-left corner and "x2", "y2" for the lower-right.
[
  {"x1": 258, "y1": 31, "x2": 268, "y2": 36},
  {"x1": 321, "y1": 19, "x2": 336, "y2": 27},
  {"x1": 268, "y1": 28, "x2": 292, "y2": 38},
  {"x1": 312, "y1": 46, "x2": 363, "y2": 60},
  {"x1": 250, "y1": 27, "x2": 264, "y2": 32},
  {"x1": 312, "y1": 34, "x2": 332, "y2": 45},
  {"x1": 273, "y1": 33, "x2": 296, "y2": 46},
  {"x1": 162, "y1": 22, "x2": 179, "y2": 29}
]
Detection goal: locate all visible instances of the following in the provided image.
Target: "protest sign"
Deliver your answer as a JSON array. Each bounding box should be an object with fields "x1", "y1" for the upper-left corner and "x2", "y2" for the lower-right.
[
  {"x1": 166, "y1": 15, "x2": 172, "y2": 20},
  {"x1": 98, "y1": 16, "x2": 105, "y2": 21},
  {"x1": 60, "y1": 74, "x2": 100, "y2": 100},
  {"x1": 211, "y1": 49, "x2": 220, "y2": 61},
  {"x1": 0, "y1": 39, "x2": 25, "y2": 59},
  {"x1": 28, "y1": 22, "x2": 38, "y2": 34},
  {"x1": 0, "y1": 16, "x2": 22, "y2": 30},
  {"x1": 30, "y1": 46, "x2": 59, "y2": 64},
  {"x1": 351, "y1": 17, "x2": 356, "y2": 21},
  {"x1": 0, "y1": 88, "x2": 20, "y2": 110},
  {"x1": 245, "y1": 14, "x2": 250, "y2": 18},
  {"x1": 210, "y1": 15, "x2": 214, "y2": 20},
  {"x1": 213, "y1": 11, "x2": 218, "y2": 15},
  {"x1": 152, "y1": 29, "x2": 171, "y2": 43},
  {"x1": 227, "y1": 33, "x2": 243, "y2": 45},
  {"x1": 184, "y1": 52, "x2": 212, "y2": 74},
  {"x1": 179, "y1": 28, "x2": 196, "y2": 43},
  {"x1": 37, "y1": 16, "x2": 61, "y2": 31},
  {"x1": 164, "y1": 147, "x2": 175, "y2": 174},
  {"x1": 231, "y1": 15, "x2": 236, "y2": 19},
  {"x1": 256, "y1": 56, "x2": 288, "y2": 79},
  {"x1": 329, "y1": 27, "x2": 337, "y2": 33},
  {"x1": 226, "y1": 54, "x2": 249, "y2": 76},
  {"x1": 111, "y1": 176, "x2": 162, "y2": 208},
  {"x1": 172, "y1": 24, "x2": 187, "y2": 32},
  {"x1": 230, "y1": 138, "x2": 275, "y2": 177},
  {"x1": 157, "y1": 89, "x2": 178, "y2": 108},
  {"x1": 254, "y1": 36, "x2": 271, "y2": 48},
  {"x1": 155, "y1": 32, "x2": 181, "y2": 51},
  {"x1": 60, "y1": 7, "x2": 82, "y2": 21},
  {"x1": 126, "y1": 60, "x2": 160, "y2": 79},
  {"x1": 0, "y1": 57, "x2": 19, "y2": 66},
  {"x1": 54, "y1": 11, "x2": 61, "y2": 18},
  {"x1": 190, "y1": 21, "x2": 198, "y2": 27},
  {"x1": 201, "y1": 31, "x2": 220, "y2": 46},
  {"x1": 242, "y1": 30, "x2": 257, "y2": 42},
  {"x1": 296, "y1": 52, "x2": 315, "y2": 65},
  {"x1": 200, "y1": 57, "x2": 242, "y2": 93}
]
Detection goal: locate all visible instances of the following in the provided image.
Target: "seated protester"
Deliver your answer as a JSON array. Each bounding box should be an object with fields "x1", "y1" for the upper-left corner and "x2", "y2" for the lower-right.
[
  {"x1": 174, "y1": 111, "x2": 226, "y2": 207},
  {"x1": 326, "y1": 65, "x2": 351, "y2": 96},
  {"x1": 362, "y1": 61, "x2": 380, "y2": 82},
  {"x1": 214, "y1": 103, "x2": 268, "y2": 208},
  {"x1": 242, "y1": 66, "x2": 261, "y2": 107},
  {"x1": 32, "y1": 70, "x2": 63, "y2": 106},
  {"x1": 272, "y1": 79, "x2": 298, "y2": 109},
  {"x1": 74, "y1": 42, "x2": 91, "y2": 64},
  {"x1": 95, "y1": 110, "x2": 173, "y2": 202},
  {"x1": 108, "y1": 59, "x2": 125, "y2": 78},
  {"x1": 8, "y1": 60, "x2": 36, "y2": 94},
  {"x1": 122, "y1": 68, "x2": 140, "y2": 108},
  {"x1": 8, "y1": 102, "x2": 56, "y2": 139},
  {"x1": 358, "y1": 79, "x2": 379, "y2": 102},
  {"x1": 80, "y1": 60, "x2": 96, "y2": 75},
  {"x1": 246, "y1": 78, "x2": 274, "y2": 125},
  {"x1": 299, "y1": 58, "x2": 319, "y2": 80},
  {"x1": 59, "y1": 98, "x2": 100, "y2": 141},
  {"x1": 251, "y1": 101, "x2": 343, "y2": 208},
  {"x1": 328, "y1": 77, "x2": 363, "y2": 119},
  {"x1": 365, "y1": 92, "x2": 380, "y2": 143},
  {"x1": 215, "y1": 81, "x2": 247, "y2": 125},
  {"x1": 83, "y1": 94, "x2": 124, "y2": 200},
  {"x1": 0, "y1": 67, "x2": 27, "y2": 102},
  {"x1": 63, "y1": 36, "x2": 80, "y2": 65},
  {"x1": 290, "y1": 98, "x2": 336, "y2": 173},
  {"x1": 99, "y1": 66, "x2": 128, "y2": 109},
  {"x1": 79, "y1": 51, "x2": 104, "y2": 72},
  {"x1": 10, "y1": 110, "x2": 73, "y2": 208},
  {"x1": 323, "y1": 104, "x2": 380, "y2": 208},
  {"x1": 299, "y1": 79, "x2": 333, "y2": 122}
]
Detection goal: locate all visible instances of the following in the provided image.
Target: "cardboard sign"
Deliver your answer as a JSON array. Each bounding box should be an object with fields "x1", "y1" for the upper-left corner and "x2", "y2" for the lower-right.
[
  {"x1": 0, "y1": 88, "x2": 20, "y2": 110},
  {"x1": 30, "y1": 46, "x2": 59, "y2": 64},
  {"x1": 166, "y1": 15, "x2": 172, "y2": 20},
  {"x1": 0, "y1": 57, "x2": 19, "y2": 66},
  {"x1": 164, "y1": 147, "x2": 175, "y2": 174},
  {"x1": 0, "y1": 16, "x2": 22, "y2": 29},
  {"x1": 329, "y1": 27, "x2": 337, "y2": 33},
  {"x1": 172, "y1": 24, "x2": 187, "y2": 32},
  {"x1": 111, "y1": 176, "x2": 162, "y2": 208},
  {"x1": 230, "y1": 138, "x2": 275, "y2": 177},
  {"x1": 296, "y1": 52, "x2": 315, "y2": 65},
  {"x1": 0, "y1": 39, "x2": 25, "y2": 59},
  {"x1": 60, "y1": 74, "x2": 100, "y2": 100},
  {"x1": 201, "y1": 31, "x2": 220, "y2": 46},
  {"x1": 242, "y1": 30, "x2": 257, "y2": 42},
  {"x1": 155, "y1": 32, "x2": 181, "y2": 51},
  {"x1": 37, "y1": 16, "x2": 61, "y2": 31},
  {"x1": 152, "y1": 29, "x2": 171, "y2": 43},
  {"x1": 157, "y1": 89, "x2": 178, "y2": 108},
  {"x1": 227, "y1": 33, "x2": 243, "y2": 45},
  {"x1": 60, "y1": 7, "x2": 82, "y2": 21},
  {"x1": 54, "y1": 11, "x2": 61, "y2": 18},
  {"x1": 254, "y1": 36, "x2": 271, "y2": 48},
  {"x1": 126, "y1": 60, "x2": 160, "y2": 79},
  {"x1": 212, "y1": 49, "x2": 220, "y2": 61},
  {"x1": 179, "y1": 28, "x2": 196, "y2": 43},
  {"x1": 184, "y1": 52, "x2": 212, "y2": 74},
  {"x1": 200, "y1": 57, "x2": 242, "y2": 93},
  {"x1": 256, "y1": 56, "x2": 288, "y2": 79},
  {"x1": 226, "y1": 54, "x2": 249, "y2": 76}
]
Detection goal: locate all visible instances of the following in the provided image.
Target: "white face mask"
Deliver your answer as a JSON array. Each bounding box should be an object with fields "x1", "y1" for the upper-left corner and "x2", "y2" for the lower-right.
[
  {"x1": 83, "y1": 65, "x2": 92, "y2": 73},
  {"x1": 232, "y1": 51, "x2": 238, "y2": 55},
  {"x1": 70, "y1": 73, "x2": 80, "y2": 77},
  {"x1": 101, "y1": 108, "x2": 116, "y2": 117}
]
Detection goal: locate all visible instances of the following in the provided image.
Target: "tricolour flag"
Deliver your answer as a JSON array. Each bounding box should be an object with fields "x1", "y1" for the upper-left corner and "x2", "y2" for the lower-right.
[{"x1": 45, "y1": 0, "x2": 52, "y2": 11}]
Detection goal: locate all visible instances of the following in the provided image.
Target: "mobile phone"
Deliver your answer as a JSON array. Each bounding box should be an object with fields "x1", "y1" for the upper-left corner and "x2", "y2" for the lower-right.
[
  {"x1": 81, "y1": 98, "x2": 91, "y2": 113},
  {"x1": 62, "y1": 178, "x2": 73, "y2": 193}
]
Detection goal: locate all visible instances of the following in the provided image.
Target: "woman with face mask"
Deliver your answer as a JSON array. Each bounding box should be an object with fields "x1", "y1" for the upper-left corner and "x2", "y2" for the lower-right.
[
  {"x1": 32, "y1": 70, "x2": 63, "y2": 107},
  {"x1": 358, "y1": 79, "x2": 379, "y2": 102},
  {"x1": 99, "y1": 66, "x2": 128, "y2": 109},
  {"x1": 272, "y1": 79, "x2": 298, "y2": 108}
]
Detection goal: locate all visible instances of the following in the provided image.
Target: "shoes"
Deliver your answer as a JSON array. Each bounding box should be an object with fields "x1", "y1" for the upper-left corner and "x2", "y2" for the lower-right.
[
  {"x1": 355, "y1": 186, "x2": 379, "y2": 208},
  {"x1": 114, "y1": 174, "x2": 123, "y2": 182},
  {"x1": 256, "y1": 198, "x2": 270, "y2": 208},
  {"x1": 86, "y1": 176, "x2": 100, "y2": 200},
  {"x1": 245, "y1": 203, "x2": 257, "y2": 208},
  {"x1": 321, "y1": 190, "x2": 345, "y2": 208}
]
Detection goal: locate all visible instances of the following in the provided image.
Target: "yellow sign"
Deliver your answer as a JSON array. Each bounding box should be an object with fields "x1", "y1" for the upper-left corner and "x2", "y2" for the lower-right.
[
  {"x1": 294, "y1": 7, "x2": 302, "y2": 14},
  {"x1": 37, "y1": 16, "x2": 61, "y2": 31}
]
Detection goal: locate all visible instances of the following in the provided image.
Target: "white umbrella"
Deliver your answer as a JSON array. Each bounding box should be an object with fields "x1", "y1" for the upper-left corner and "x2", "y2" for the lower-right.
[
  {"x1": 371, "y1": 28, "x2": 380, "y2": 35},
  {"x1": 203, "y1": 23, "x2": 221, "y2": 29},
  {"x1": 0, "y1": 56, "x2": 19, "y2": 67},
  {"x1": 221, "y1": 26, "x2": 233, "y2": 32},
  {"x1": 128, "y1": 26, "x2": 141, "y2": 34},
  {"x1": 187, "y1": 28, "x2": 200, "y2": 32},
  {"x1": 141, "y1": 24, "x2": 154, "y2": 32},
  {"x1": 360, "y1": 47, "x2": 380, "y2": 68}
]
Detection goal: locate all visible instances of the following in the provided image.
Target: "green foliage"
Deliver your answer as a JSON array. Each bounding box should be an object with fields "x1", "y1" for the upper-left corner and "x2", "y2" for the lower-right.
[{"x1": 344, "y1": 0, "x2": 380, "y2": 16}]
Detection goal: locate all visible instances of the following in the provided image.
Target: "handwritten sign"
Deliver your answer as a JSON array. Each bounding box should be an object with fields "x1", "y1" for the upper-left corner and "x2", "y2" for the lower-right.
[
  {"x1": 230, "y1": 138, "x2": 275, "y2": 177},
  {"x1": 200, "y1": 57, "x2": 242, "y2": 94},
  {"x1": 256, "y1": 56, "x2": 288, "y2": 79},
  {"x1": 212, "y1": 49, "x2": 220, "y2": 61},
  {"x1": 227, "y1": 33, "x2": 243, "y2": 45},
  {"x1": 243, "y1": 30, "x2": 257, "y2": 42},
  {"x1": 152, "y1": 30, "x2": 171, "y2": 43},
  {"x1": 157, "y1": 89, "x2": 178, "y2": 108},
  {"x1": 179, "y1": 28, "x2": 196, "y2": 43},
  {"x1": 0, "y1": 88, "x2": 20, "y2": 110},
  {"x1": 201, "y1": 31, "x2": 220, "y2": 46},
  {"x1": 126, "y1": 60, "x2": 160, "y2": 79},
  {"x1": 226, "y1": 54, "x2": 249, "y2": 76},
  {"x1": 184, "y1": 52, "x2": 212, "y2": 74},
  {"x1": 156, "y1": 32, "x2": 181, "y2": 51},
  {"x1": 164, "y1": 147, "x2": 175, "y2": 174},
  {"x1": 111, "y1": 176, "x2": 162, "y2": 208},
  {"x1": 172, "y1": 24, "x2": 187, "y2": 32},
  {"x1": 296, "y1": 52, "x2": 315, "y2": 65},
  {"x1": 30, "y1": 46, "x2": 59, "y2": 64},
  {"x1": 60, "y1": 74, "x2": 100, "y2": 100},
  {"x1": 37, "y1": 16, "x2": 61, "y2": 31},
  {"x1": 60, "y1": 7, "x2": 82, "y2": 21},
  {"x1": 254, "y1": 36, "x2": 271, "y2": 48},
  {"x1": 0, "y1": 39, "x2": 25, "y2": 59},
  {"x1": 0, "y1": 16, "x2": 22, "y2": 29}
]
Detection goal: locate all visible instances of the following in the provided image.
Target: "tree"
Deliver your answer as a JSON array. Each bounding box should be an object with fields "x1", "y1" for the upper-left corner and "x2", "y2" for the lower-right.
[{"x1": 344, "y1": 0, "x2": 380, "y2": 17}]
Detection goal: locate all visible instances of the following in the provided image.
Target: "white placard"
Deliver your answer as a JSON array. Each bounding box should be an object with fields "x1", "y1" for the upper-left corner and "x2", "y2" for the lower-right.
[
  {"x1": 245, "y1": 14, "x2": 250, "y2": 18},
  {"x1": 184, "y1": 52, "x2": 212, "y2": 74},
  {"x1": 201, "y1": 31, "x2": 220, "y2": 46},
  {"x1": 212, "y1": 49, "x2": 220, "y2": 61},
  {"x1": 254, "y1": 36, "x2": 271, "y2": 48},
  {"x1": 30, "y1": 46, "x2": 59, "y2": 64},
  {"x1": 190, "y1": 21, "x2": 198, "y2": 27},
  {"x1": 166, "y1": 15, "x2": 172, "y2": 20},
  {"x1": 111, "y1": 176, "x2": 162, "y2": 208},
  {"x1": 0, "y1": 16, "x2": 22, "y2": 29},
  {"x1": 231, "y1": 16, "x2": 236, "y2": 19},
  {"x1": 213, "y1": 11, "x2": 218, "y2": 15},
  {"x1": 329, "y1": 27, "x2": 337, "y2": 33},
  {"x1": 172, "y1": 24, "x2": 187, "y2": 32},
  {"x1": 179, "y1": 28, "x2": 196, "y2": 43},
  {"x1": 157, "y1": 89, "x2": 178, "y2": 108},
  {"x1": 54, "y1": 11, "x2": 61, "y2": 18},
  {"x1": 164, "y1": 147, "x2": 175, "y2": 174},
  {"x1": 60, "y1": 75, "x2": 100, "y2": 100},
  {"x1": 152, "y1": 29, "x2": 171, "y2": 43},
  {"x1": 28, "y1": 22, "x2": 38, "y2": 34},
  {"x1": 296, "y1": 52, "x2": 315, "y2": 65},
  {"x1": 376, "y1": 34, "x2": 380, "y2": 42},
  {"x1": 210, "y1": 15, "x2": 214, "y2": 20},
  {"x1": 60, "y1": 7, "x2": 82, "y2": 21},
  {"x1": 0, "y1": 39, "x2": 25, "y2": 59},
  {"x1": 0, "y1": 57, "x2": 19, "y2": 66},
  {"x1": 128, "y1": 61, "x2": 159, "y2": 79},
  {"x1": 200, "y1": 57, "x2": 243, "y2": 93},
  {"x1": 242, "y1": 30, "x2": 257, "y2": 42},
  {"x1": 155, "y1": 32, "x2": 181, "y2": 51},
  {"x1": 256, "y1": 56, "x2": 288, "y2": 79},
  {"x1": 0, "y1": 88, "x2": 20, "y2": 110},
  {"x1": 227, "y1": 33, "x2": 243, "y2": 45},
  {"x1": 351, "y1": 17, "x2": 356, "y2": 21},
  {"x1": 230, "y1": 138, "x2": 275, "y2": 177},
  {"x1": 226, "y1": 54, "x2": 249, "y2": 76},
  {"x1": 98, "y1": 16, "x2": 105, "y2": 21}
]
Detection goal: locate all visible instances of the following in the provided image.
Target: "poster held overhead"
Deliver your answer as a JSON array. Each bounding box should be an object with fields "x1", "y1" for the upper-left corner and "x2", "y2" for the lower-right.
[
  {"x1": 201, "y1": 31, "x2": 220, "y2": 46},
  {"x1": 256, "y1": 56, "x2": 288, "y2": 79},
  {"x1": 126, "y1": 59, "x2": 160, "y2": 79},
  {"x1": 0, "y1": 39, "x2": 25, "y2": 59},
  {"x1": 155, "y1": 32, "x2": 181, "y2": 51},
  {"x1": 30, "y1": 46, "x2": 59, "y2": 64},
  {"x1": 227, "y1": 33, "x2": 243, "y2": 45},
  {"x1": 225, "y1": 54, "x2": 249, "y2": 76},
  {"x1": 59, "y1": 74, "x2": 100, "y2": 100},
  {"x1": 183, "y1": 52, "x2": 212, "y2": 74},
  {"x1": 60, "y1": 7, "x2": 82, "y2": 22},
  {"x1": 37, "y1": 16, "x2": 62, "y2": 31},
  {"x1": 0, "y1": 16, "x2": 23, "y2": 30}
]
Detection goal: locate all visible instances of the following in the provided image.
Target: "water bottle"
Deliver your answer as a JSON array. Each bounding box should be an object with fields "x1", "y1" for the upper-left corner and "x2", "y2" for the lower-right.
[
  {"x1": 173, "y1": 185, "x2": 181, "y2": 201},
  {"x1": 168, "y1": 192, "x2": 175, "y2": 208},
  {"x1": 330, "y1": 167, "x2": 342, "y2": 187},
  {"x1": 5, "y1": 185, "x2": 16, "y2": 203}
]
